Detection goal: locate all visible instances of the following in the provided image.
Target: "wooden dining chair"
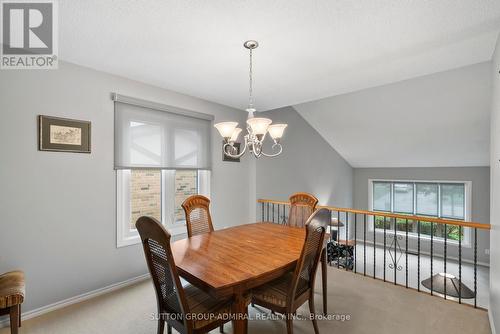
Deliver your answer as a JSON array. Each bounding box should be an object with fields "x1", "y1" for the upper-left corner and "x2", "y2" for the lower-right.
[
  {"x1": 136, "y1": 216, "x2": 231, "y2": 334},
  {"x1": 287, "y1": 192, "x2": 328, "y2": 315},
  {"x1": 0, "y1": 271, "x2": 25, "y2": 334},
  {"x1": 251, "y1": 208, "x2": 329, "y2": 334},
  {"x1": 287, "y1": 192, "x2": 319, "y2": 228},
  {"x1": 182, "y1": 195, "x2": 214, "y2": 238}
]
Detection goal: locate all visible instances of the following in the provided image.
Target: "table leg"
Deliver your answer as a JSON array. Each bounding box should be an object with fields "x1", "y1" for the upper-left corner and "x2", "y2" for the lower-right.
[
  {"x1": 321, "y1": 248, "x2": 327, "y2": 315},
  {"x1": 231, "y1": 290, "x2": 250, "y2": 334}
]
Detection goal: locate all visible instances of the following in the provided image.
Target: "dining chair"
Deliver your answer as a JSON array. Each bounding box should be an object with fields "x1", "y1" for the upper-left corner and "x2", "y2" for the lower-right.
[
  {"x1": 287, "y1": 192, "x2": 319, "y2": 228},
  {"x1": 251, "y1": 208, "x2": 329, "y2": 334},
  {"x1": 287, "y1": 192, "x2": 328, "y2": 314},
  {"x1": 0, "y1": 270, "x2": 25, "y2": 334},
  {"x1": 136, "y1": 216, "x2": 231, "y2": 334},
  {"x1": 182, "y1": 195, "x2": 214, "y2": 238}
]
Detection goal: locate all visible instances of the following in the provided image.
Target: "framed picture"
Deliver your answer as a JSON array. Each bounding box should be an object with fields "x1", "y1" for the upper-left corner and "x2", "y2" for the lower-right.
[
  {"x1": 38, "y1": 115, "x2": 91, "y2": 153},
  {"x1": 222, "y1": 142, "x2": 240, "y2": 162}
]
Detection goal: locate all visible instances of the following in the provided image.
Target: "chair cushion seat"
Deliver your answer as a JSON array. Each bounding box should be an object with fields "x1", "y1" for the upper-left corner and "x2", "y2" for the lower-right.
[
  {"x1": 0, "y1": 271, "x2": 25, "y2": 309},
  {"x1": 252, "y1": 272, "x2": 294, "y2": 308},
  {"x1": 165, "y1": 284, "x2": 231, "y2": 330}
]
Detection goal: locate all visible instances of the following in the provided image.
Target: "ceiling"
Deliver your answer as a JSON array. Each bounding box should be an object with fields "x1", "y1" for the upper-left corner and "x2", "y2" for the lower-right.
[
  {"x1": 294, "y1": 62, "x2": 492, "y2": 168},
  {"x1": 60, "y1": 0, "x2": 500, "y2": 112}
]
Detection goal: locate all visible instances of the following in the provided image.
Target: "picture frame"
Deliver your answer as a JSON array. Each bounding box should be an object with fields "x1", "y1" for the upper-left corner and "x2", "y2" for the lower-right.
[
  {"x1": 38, "y1": 115, "x2": 91, "y2": 153},
  {"x1": 222, "y1": 142, "x2": 240, "y2": 162}
]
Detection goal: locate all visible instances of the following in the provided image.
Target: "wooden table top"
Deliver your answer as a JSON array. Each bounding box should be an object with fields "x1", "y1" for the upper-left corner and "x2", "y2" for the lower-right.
[{"x1": 171, "y1": 222, "x2": 306, "y2": 297}]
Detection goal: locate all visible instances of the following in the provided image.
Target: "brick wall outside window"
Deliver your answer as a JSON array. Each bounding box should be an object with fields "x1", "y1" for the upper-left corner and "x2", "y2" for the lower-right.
[
  {"x1": 130, "y1": 170, "x2": 161, "y2": 229},
  {"x1": 129, "y1": 170, "x2": 198, "y2": 228},
  {"x1": 174, "y1": 170, "x2": 198, "y2": 222}
]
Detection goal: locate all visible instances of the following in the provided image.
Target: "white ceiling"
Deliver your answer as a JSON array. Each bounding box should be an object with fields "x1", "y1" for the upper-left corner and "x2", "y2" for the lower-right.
[
  {"x1": 60, "y1": 0, "x2": 500, "y2": 112},
  {"x1": 294, "y1": 62, "x2": 492, "y2": 168}
]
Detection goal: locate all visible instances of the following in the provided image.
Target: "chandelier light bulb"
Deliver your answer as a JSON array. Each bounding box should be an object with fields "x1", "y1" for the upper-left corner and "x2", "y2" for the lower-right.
[
  {"x1": 268, "y1": 124, "x2": 288, "y2": 141},
  {"x1": 214, "y1": 122, "x2": 238, "y2": 139},
  {"x1": 246, "y1": 117, "x2": 272, "y2": 136}
]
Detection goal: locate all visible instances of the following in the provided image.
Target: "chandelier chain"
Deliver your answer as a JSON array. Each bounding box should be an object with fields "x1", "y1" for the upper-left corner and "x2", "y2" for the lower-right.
[{"x1": 248, "y1": 48, "x2": 253, "y2": 109}]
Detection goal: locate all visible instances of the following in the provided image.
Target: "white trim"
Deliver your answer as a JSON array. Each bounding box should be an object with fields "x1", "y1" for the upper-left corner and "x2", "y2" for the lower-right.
[
  {"x1": 117, "y1": 170, "x2": 140, "y2": 247},
  {"x1": 198, "y1": 170, "x2": 211, "y2": 198},
  {"x1": 0, "y1": 274, "x2": 150, "y2": 329},
  {"x1": 490, "y1": 308, "x2": 497, "y2": 334},
  {"x1": 163, "y1": 170, "x2": 176, "y2": 225}
]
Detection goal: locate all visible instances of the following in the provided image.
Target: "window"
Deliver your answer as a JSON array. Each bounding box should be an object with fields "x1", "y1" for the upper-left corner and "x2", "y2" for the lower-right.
[
  {"x1": 117, "y1": 169, "x2": 209, "y2": 247},
  {"x1": 373, "y1": 182, "x2": 391, "y2": 211},
  {"x1": 393, "y1": 183, "x2": 413, "y2": 214},
  {"x1": 174, "y1": 170, "x2": 199, "y2": 222},
  {"x1": 113, "y1": 94, "x2": 213, "y2": 247},
  {"x1": 130, "y1": 170, "x2": 161, "y2": 230},
  {"x1": 416, "y1": 183, "x2": 438, "y2": 216},
  {"x1": 369, "y1": 180, "x2": 471, "y2": 243},
  {"x1": 441, "y1": 184, "x2": 465, "y2": 219}
]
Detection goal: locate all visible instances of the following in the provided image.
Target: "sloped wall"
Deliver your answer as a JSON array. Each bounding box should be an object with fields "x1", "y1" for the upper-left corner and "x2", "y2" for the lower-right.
[{"x1": 255, "y1": 106, "x2": 353, "y2": 210}]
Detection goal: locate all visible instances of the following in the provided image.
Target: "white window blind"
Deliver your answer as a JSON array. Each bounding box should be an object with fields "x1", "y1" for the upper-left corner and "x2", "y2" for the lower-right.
[{"x1": 113, "y1": 94, "x2": 213, "y2": 170}]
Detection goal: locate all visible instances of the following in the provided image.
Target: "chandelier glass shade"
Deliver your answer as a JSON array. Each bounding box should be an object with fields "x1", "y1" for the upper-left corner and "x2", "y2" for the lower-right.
[{"x1": 214, "y1": 40, "x2": 287, "y2": 159}]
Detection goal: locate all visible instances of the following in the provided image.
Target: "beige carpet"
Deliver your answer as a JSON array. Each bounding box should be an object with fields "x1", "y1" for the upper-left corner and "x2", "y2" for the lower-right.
[{"x1": 0, "y1": 267, "x2": 491, "y2": 334}]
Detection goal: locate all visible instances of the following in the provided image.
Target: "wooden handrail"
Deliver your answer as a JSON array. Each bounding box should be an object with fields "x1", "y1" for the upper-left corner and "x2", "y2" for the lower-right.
[{"x1": 257, "y1": 198, "x2": 491, "y2": 230}]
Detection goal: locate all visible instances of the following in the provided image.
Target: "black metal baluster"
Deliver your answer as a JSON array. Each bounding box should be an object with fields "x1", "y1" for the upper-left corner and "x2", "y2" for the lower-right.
[
  {"x1": 459, "y1": 226, "x2": 462, "y2": 304},
  {"x1": 277, "y1": 204, "x2": 280, "y2": 225},
  {"x1": 284, "y1": 205, "x2": 287, "y2": 224},
  {"x1": 430, "y1": 222, "x2": 434, "y2": 296},
  {"x1": 383, "y1": 216, "x2": 387, "y2": 282},
  {"x1": 329, "y1": 212, "x2": 333, "y2": 243},
  {"x1": 363, "y1": 214, "x2": 367, "y2": 276},
  {"x1": 394, "y1": 217, "x2": 397, "y2": 285},
  {"x1": 261, "y1": 202, "x2": 264, "y2": 221},
  {"x1": 474, "y1": 227, "x2": 478, "y2": 308},
  {"x1": 373, "y1": 215, "x2": 376, "y2": 279},
  {"x1": 345, "y1": 212, "x2": 349, "y2": 271},
  {"x1": 267, "y1": 203, "x2": 270, "y2": 222},
  {"x1": 444, "y1": 223, "x2": 447, "y2": 300},
  {"x1": 328, "y1": 210, "x2": 333, "y2": 266},
  {"x1": 354, "y1": 213, "x2": 357, "y2": 273},
  {"x1": 337, "y1": 211, "x2": 341, "y2": 269},
  {"x1": 405, "y1": 219, "x2": 408, "y2": 288},
  {"x1": 417, "y1": 221, "x2": 421, "y2": 292}
]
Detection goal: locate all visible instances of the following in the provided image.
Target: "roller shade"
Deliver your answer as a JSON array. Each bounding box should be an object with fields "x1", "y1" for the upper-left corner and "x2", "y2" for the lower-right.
[{"x1": 113, "y1": 94, "x2": 212, "y2": 170}]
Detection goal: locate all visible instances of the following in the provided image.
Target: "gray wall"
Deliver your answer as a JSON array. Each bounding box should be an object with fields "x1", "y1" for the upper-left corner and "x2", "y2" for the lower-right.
[
  {"x1": 256, "y1": 106, "x2": 353, "y2": 210},
  {"x1": 0, "y1": 61, "x2": 255, "y2": 313},
  {"x1": 353, "y1": 167, "x2": 490, "y2": 264},
  {"x1": 489, "y1": 34, "x2": 500, "y2": 332}
]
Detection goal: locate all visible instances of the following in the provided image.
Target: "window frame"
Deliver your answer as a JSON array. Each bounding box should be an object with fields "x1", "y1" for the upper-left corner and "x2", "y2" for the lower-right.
[
  {"x1": 368, "y1": 179, "x2": 472, "y2": 247},
  {"x1": 116, "y1": 169, "x2": 210, "y2": 248}
]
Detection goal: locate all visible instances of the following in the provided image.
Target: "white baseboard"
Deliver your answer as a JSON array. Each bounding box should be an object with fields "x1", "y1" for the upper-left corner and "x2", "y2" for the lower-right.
[
  {"x1": 0, "y1": 273, "x2": 150, "y2": 328},
  {"x1": 490, "y1": 308, "x2": 497, "y2": 334}
]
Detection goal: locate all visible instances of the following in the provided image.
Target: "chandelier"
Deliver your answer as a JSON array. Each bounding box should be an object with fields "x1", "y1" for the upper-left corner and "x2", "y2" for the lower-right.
[{"x1": 214, "y1": 40, "x2": 287, "y2": 158}]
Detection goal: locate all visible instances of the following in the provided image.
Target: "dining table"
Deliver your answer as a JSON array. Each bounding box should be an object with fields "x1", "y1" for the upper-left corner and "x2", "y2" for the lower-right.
[{"x1": 170, "y1": 222, "x2": 328, "y2": 334}]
